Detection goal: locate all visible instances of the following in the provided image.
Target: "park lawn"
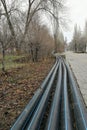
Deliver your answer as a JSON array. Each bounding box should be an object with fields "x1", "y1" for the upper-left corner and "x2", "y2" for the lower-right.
[{"x1": 0, "y1": 56, "x2": 54, "y2": 130}]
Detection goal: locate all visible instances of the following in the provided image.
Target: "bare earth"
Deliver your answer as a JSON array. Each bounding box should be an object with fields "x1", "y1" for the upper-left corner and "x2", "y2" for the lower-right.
[
  {"x1": 0, "y1": 59, "x2": 54, "y2": 130},
  {"x1": 66, "y1": 51, "x2": 87, "y2": 107}
]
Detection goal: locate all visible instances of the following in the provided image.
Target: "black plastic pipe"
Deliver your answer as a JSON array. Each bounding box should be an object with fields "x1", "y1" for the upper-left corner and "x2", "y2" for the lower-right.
[
  {"x1": 10, "y1": 60, "x2": 58, "y2": 130},
  {"x1": 66, "y1": 61, "x2": 87, "y2": 130},
  {"x1": 26, "y1": 60, "x2": 60, "y2": 130},
  {"x1": 45, "y1": 60, "x2": 62, "y2": 130},
  {"x1": 10, "y1": 57, "x2": 87, "y2": 130},
  {"x1": 61, "y1": 62, "x2": 72, "y2": 130}
]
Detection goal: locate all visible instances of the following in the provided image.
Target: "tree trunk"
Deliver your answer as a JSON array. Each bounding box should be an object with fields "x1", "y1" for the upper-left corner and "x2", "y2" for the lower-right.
[
  {"x1": 35, "y1": 47, "x2": 39, "y2": 62},
  {"x1": 2, "y1": 48, "x2": 5, "y2": 72},
  {"x1": 54, "y1": 33, "x2": 58, "y2": 53},
  {"x1": 75, "y1": 42, "x2": 77, "y2": 52}
]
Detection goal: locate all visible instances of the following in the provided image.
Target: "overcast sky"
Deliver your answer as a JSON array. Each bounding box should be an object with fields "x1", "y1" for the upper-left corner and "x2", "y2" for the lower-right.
[
  {"x1": 39, "y1": 0, "x2": 87, "y2": 42},
  {"x1": 64, "y1": 0, "x2": 87, "y2": 42}
]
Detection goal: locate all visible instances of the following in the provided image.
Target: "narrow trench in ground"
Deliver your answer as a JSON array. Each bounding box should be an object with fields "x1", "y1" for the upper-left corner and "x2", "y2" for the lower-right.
[{"x1": 39, "y1": 70, "x2": 58, "y2": 130}]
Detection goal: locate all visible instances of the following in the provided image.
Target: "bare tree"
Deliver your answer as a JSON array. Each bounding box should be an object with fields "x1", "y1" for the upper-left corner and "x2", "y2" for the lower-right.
[
  {"x1": 70, "y1": 24, "x2": 87, "y2": 52},
  {"x1": 0, "y1": 0, "x2": 21, "y2": 52},
  {"x1": 0, "y1": 21, "x2": 11, "y2": 71},
  {"x1": 21, "y1": 0, "x2": 60, "y2": 42},
  {"x1": 20, "y1": 13, "x2": 54, "y2": 61},
  {"x1": 83, "y1": 21, "x2": 87, "y2": 45},
  {"x1": 72, "y1": 25, "x2": 81, "y2": 52},
  {"x1": 42, "y1": 0, "x2": 67, "y2": 53},
  {"x1": 0, "y1": 0, "x2": 55, "y2": 50},
  {"x1": 0, "y1": 0, "x2": 68, "y2": 64},
  {"x1": 25, "y1": 15, "x2": 54, "y2": 61}
]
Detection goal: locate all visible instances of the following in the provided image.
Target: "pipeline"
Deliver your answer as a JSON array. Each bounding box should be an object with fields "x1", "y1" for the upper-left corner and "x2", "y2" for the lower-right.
[
  {"x1": 61, "y1": 62, "x2": 72, "y2": 130},
  {"x1": 66, "y1": 61, "x2": 87, "y2": 130},
  {"x1": 45, "y1": 60, "x2": 62, "y2": 130},
  {"x1": 26, "y1": 60, "x2": 59, "y2": 130},
  {"x1": 11, "y1": 60, "x2": 58, "y2": 130},
  {"x1": 10, "y1": 57, "x2": 87, "y2": 130}
]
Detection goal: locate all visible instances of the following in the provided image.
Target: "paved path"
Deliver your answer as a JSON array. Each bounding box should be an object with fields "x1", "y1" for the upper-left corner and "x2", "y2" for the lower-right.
[{"x1": 66, "y1": 51, "x2": 87, "y2": 106}]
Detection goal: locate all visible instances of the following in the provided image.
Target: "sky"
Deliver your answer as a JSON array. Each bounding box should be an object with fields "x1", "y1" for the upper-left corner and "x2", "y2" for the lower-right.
[
  {"x1": 64, "y1": 0, "x2": 87, "y2": 42},
  {"x1": 41, "y1": 0, "x2": 87, "y2": 43}
]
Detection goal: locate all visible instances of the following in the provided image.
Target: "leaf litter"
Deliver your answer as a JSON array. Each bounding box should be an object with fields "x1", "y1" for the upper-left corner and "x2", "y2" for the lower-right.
[{"x1": 0, "y1": 59, "x2": 54, "y2": 130}]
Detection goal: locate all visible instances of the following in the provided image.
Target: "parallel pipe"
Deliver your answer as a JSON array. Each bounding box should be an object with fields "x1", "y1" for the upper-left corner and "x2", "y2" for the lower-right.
[
  {"x1": 61, "y1": 62, "x2": 72, "y2": 130},
  {"x1": 66, "y1": 61, "x2": 87, "y2": 130},
  {"x1": 10, "y1": 57, "x2": 87, "y2": 130},
  {"x1": 45, "y1": 60, "x2": 62, "y2": 130},
  {"x1": 26, "y1": 60, "x2": 60, "y2": 130},
  {"x1": 10, "y1": 60, "x2": 58, "y2": 130}
]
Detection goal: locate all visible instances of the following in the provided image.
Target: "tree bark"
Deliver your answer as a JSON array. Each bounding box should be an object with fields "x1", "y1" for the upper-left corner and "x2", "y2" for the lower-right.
[{"x1": 2, "y1": 47, "x2": 5, "y2": 72}]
